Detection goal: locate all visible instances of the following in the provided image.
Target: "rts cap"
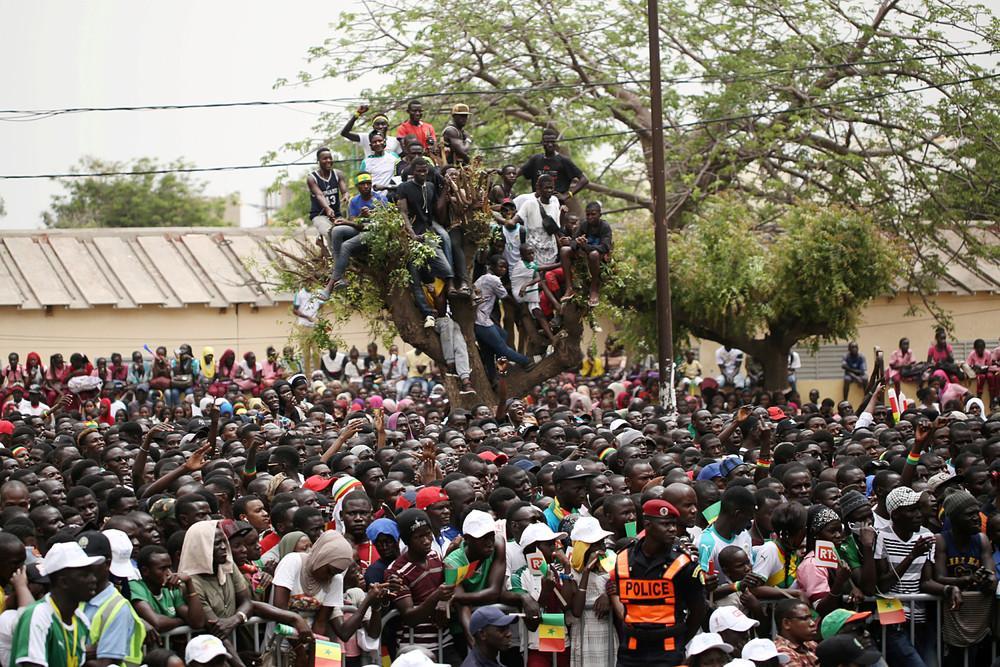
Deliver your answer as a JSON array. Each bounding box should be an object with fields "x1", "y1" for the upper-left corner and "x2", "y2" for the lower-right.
[{"x1": 469, "y1": 605, "x2": 518, "y2": 634}]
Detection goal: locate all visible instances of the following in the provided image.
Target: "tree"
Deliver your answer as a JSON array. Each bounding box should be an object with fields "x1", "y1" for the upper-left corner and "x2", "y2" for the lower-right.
[
  {"x1": 279, "y1": 0, "x2": 1000, "y2": 389},
  {"x1": 604, "y1": 197, "x2": 903, "y2": 389},
  {"x1": 44, "y1": 157, "x2": 231, "y2": 228}
]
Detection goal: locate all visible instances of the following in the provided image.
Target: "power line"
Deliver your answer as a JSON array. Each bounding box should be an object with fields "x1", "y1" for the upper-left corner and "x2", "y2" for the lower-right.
[
  {"x1": 1, "y1": 71, "x2": 997, "y2": 180},
  {"x1": 0, "y1": 49, "x2": 993, "y2": 119}
]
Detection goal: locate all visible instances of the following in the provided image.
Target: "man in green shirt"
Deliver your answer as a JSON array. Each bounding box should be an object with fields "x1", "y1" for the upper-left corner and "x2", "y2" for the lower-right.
[
  {"x1": 10, "y1": 542, "x2": 103, "y2": 667},
  {"x1": 130, "y1": 544, "x2": 199, "y2": 633}
]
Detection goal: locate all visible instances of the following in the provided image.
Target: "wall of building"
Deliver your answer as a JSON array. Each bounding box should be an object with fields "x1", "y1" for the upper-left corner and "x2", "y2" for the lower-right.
[{"x1": 694, "y1": 292, "x2": 1000, "y2": 404}]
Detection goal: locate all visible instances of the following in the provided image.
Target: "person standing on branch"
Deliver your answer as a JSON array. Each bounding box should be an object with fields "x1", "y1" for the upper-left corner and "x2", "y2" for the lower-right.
[{"x1": 307, "y1": 147, "x2": 349, "y2": 256}]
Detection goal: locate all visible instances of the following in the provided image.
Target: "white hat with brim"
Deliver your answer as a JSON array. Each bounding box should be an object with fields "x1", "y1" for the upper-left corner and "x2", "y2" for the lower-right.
[
  {"x1": 42, "y1": 542, "x2": 104, "y2": 576},
  {"x1": 570, "y1": 516, "x2": 613, "y2": 544},
  {"x1": 185, "y1": 635, "x2": 229, "y2": 664},
  {"x1": 463, "y1": 510, "x2": 497, "y2": 538},
  {"x1": 742, "y1": 638, "x2": 790, "y2": 664},
  {"x1": 686, "y1": 632, "x2": 733, "y2": 658},
  {"x1": 519, "y1": 523, "x2": 567, "y2": 549},
  {"x1": 709, "y1": 606, "x2": 760, "y2": 633},
  {"x1": 103, "y1": 529, "x2": 140, "y2": 581}
]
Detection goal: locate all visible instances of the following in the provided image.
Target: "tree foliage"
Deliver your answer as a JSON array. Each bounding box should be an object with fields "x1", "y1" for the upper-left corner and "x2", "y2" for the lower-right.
[
  {"x1": 604, "y1": 197, "x2": 903, "y2": 387},
  {"x1": 44, "y1": 157, "x2": 231, "y2": 228},
  {"x1": 278, "y1": 0, "x2": 1000, "y2": 390}
]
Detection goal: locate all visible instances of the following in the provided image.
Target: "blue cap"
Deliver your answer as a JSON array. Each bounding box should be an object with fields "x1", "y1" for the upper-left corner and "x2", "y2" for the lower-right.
[
  {"x1": 512, "y1": 459, "x2": 539, "y2": 473},
  {"x1": 366, "y1": 518, "x2": 400, "y2": 543},
  {"x1": 696, "y1": 462, "x2": 723, "y2": 481},
  {"x1": 719, "y1": 455, "x2": 746, "y2": 477},
  {"x1": 469, "y1": 605, "x2": 519, "y2": 635}
]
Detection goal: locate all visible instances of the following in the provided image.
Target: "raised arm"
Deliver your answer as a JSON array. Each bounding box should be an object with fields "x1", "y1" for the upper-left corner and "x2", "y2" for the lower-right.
[{"x1": 340, "y1": 105, "x2": 368, "y2": 143}]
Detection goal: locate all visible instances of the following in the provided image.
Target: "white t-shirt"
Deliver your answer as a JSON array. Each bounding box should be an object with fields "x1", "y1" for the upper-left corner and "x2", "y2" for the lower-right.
[
  {"x1": 269, "y1": 552, "x2": 344, "y2": 637},
  {"x1": 15, "y1": 399, "x2": 48, "y2": 417},
  {"x1": 294, "y1": 289, "x2": 323, "y2": 327},
  {"x1": 715, "y1": 347, "x2": 744, "y2": 375},
  {"x1": 514, "y1": 193, "x2": 561, "y2": 265},
  {"x1": 357, "y1": 133, "x2": 401, "y2": 156},
  {"x1": 360, "y1": 152, "x2": 401, "y2": 188},
  {"x1": 698, "y1": 526, "x2": 753, "y2": 584}
]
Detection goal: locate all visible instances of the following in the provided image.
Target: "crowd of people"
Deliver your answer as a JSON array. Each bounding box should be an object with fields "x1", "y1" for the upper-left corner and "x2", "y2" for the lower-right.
[
  {"x1": 0, "y1": 330, "x2": 998, "y2": 667},
  {"x1": 300, "y1": 101, "x2": 610, "y2": 388}
]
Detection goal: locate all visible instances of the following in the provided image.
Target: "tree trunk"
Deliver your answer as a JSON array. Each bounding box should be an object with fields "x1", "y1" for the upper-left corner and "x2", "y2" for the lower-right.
[{"x1": 744, "y1": 339, "x2": 791, "y2": 393}]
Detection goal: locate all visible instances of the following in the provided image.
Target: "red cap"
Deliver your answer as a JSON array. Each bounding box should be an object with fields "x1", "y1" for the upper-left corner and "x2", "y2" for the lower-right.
[
  {"x1": 767, "y1": 406, "x2": 787, "y2": 421},
  {"x1": 303, "y1": 475, "x2": 334, "y2": 492},
  {"x1": 0, "y1": 421, "x2": 13, "y2": 435},
  {"x1": 478, "y1": 451, "x2": 509, "y2": 465},
  {"x1": 642, "y1": 499, "x2": 679, "y2": 519},
  {"x1": 415, "y1": 486, "x2": 449, "y2": 510}
]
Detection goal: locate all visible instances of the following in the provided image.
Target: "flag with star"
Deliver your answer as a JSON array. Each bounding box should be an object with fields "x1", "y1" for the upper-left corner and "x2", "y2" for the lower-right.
[
  {"x1": 314, "y1": 639, "x2": 342, "y2": 667},
  {"x1": 537, "y1": 613, "x2": 566, "y2": 652}
]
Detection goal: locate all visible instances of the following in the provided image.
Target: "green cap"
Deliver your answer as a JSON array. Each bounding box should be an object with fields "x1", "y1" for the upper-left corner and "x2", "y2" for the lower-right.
[{"x1": 820, "y1": 609, "x2": 871, "y2": 640}]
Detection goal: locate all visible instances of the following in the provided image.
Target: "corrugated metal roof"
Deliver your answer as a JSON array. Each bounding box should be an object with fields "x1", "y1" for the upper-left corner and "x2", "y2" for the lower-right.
[{"x1": 0, "y1": 227, "x2": 303, "y2": 310}]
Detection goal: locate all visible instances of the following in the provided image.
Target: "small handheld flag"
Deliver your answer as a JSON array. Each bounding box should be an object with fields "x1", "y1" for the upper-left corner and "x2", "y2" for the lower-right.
[
  {"x1": 876, "y1": 597, "x2": 906, "y2": 625},
  {"x1": 537, "y1": 613, "x2": 566, "y2": 652},
  {"x1": 314, "y1": 639, "x2": 343, "y2": 667}
]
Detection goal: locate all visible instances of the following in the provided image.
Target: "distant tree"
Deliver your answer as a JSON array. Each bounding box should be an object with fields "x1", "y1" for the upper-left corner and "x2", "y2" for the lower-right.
[
  {"x1": 43, "y1": 157, "x2": 230, "y2": 228},
  {"x1": 604, "y1": 197, "x2": 903, "y2": 389}
]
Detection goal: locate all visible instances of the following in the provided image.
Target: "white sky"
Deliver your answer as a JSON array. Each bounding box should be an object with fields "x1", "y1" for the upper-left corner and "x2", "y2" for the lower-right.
[
  {"x1": 0, "y1": 1, "x2": 368, "y2": 229},
  {"x1": 1, "y1": 1, "x2": 997, "y2": 230}
]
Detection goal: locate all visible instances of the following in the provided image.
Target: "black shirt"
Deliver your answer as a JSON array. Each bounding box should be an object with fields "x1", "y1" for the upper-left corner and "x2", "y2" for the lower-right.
[
  {"x1": 396, "y1": 179, "x2": 439, "y2": 235},
  {"x1": 520, "y1": 153, "x2": 584, "y2": 193}
]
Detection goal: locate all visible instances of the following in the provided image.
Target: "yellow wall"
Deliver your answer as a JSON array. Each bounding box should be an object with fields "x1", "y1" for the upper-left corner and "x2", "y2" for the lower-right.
[
  {"x1": 694, "y1": 292, "x2": 1000, "y2": 403},
  {"x1": 0, "y1": 304, "x2": 382, "y2": 364}
]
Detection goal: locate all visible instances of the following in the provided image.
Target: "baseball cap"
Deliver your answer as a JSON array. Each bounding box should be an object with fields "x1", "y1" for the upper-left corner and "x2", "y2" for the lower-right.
[
  {"x1": 478, "y1": 451, "x2": 508, "y2": 465},
  {"x1": 42, "y1": 542, "x2": 104, "y2": 576},
  {"x1": 512, "y1": 459, "x2": 540, "y2": 473},
  {"x1": 820, "y1": 609, "x2": 871, "y2": 640},
  {"x1": 499, "y1": 198, "x2": 516, "y2": 209},
  {"x1": 719, "y1": 455, "x2": 747, "y2": 477},
  {"x1": 451, "y1": 103, "x2": 471, "y2": 115},
  {"x1": 303, "y1": 475, "x2": 334, "y2": 492},
  {"x1": 642, "y1": 499, "x2": 679, "y2": 518},
  {"x1": 767, "y1": 407, "x2": 787, "y2": 421},
  {"x1": 415, "y1": 486, "x2": 450, "y2": 510},
  {"x1": 469, "y1": 605, "x2": 518, "y2": 635},
  {"x1": 76, "y1": 531, "x2": 112, "y2": 560},
  {"x1": 350, "y1": 445, "x2": 374, "y2": 458},
  {"x1": 570, "y1": 516, "x2": 613, "y2": 544},
  {"x1": 696, "y1": 462, "x2": 723, "y2": 481},
  {"x1": 816, "y1": 635, "x2": 881, "y2": 667},
  {"x1": 609, "y1": 418, "x2": 630, "y2": 432},
  {"x1": 462, "y1": 510, "x2": 496, "y2": 538},
  {"x1": 103, "y1": 529, "x2": 140, "y2": 580},
  {"x1": 553, "y1": 461, "x2": 594, "y2": 483},
  {"x1": 0, "y1": 421, "x2": 13, "y2": 435},
  {"x1": 885, "y1": 486, "x2": 921, "y2": 515},
  {"x1": 926, "y1": 471, "x2": 958, "y2": 494},
  {"x1": 727, "y1": 661, "x2": 756, "y2": 667},
  {"x1": 186, "y1": 635, "x2": 229, "y2": 664},
  {"x1": 742, "y1": 638, "x2": 790, "y2": 664},
  {"x1": 709, "y1": 606, "x2": 760, "y2": 633},
  {"x1": 519, "y1": 523, "x2": 567, "y2": 549},
  {"x1": 686, "y1": 632, "x2": 733, "y2": 659},
  {"x1": 390, "y1": 650, "x2": 449, "y2": 667}
]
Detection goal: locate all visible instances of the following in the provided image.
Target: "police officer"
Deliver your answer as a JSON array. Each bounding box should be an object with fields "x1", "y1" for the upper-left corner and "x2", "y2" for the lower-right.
[{"x1": 610, "y1": 499, "x2": 706, "y2": 667}]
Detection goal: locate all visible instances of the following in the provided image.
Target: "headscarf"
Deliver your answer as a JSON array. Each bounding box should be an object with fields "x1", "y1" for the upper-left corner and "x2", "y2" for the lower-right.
[
  {"x1": 387, "y1": 412, "x2": 403, "y2": 431},
  {"x1": 367, "y1": 395, "x2": 384, "y2": 410},
  {"x1": 966, "y1": 397, "x2": 985, "y2": 417},
  {"x1": 299, "y1": 531, "x2": 353, "y2": 596},
  {"x1": 218, "y1": 349, "x2": 236, "y2": 376},
  {"x1": 266, "y1": 473, "x2": 289, "y2": 500},
  {"x1": 178, "y1": 520, "x2": 233, "y2": 585},
  {"x1": 569, "y1": 391, "x2": 593, "y2": 415},
  {"x1": 809, "y1": 506, "x2": 841, "y2": 538},
  {"x1": 201, "y1": 346, "x2": 216, "y2": 378},
  {"x1": 382, "y1": 398, "x2": 397, "y2": 414},
  {"x1": 97, "y1": 398, "x2": 114, "y2": 426},
  {"x1": 278, "y1": 531, "x2": 310, "y2": 559}
]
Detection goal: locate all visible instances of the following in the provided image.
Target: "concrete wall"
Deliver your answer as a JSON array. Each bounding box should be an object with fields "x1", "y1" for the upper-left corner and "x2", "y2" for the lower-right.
[{"x1": 694, "y1": 292, "x2": 1000, "y2": 404}]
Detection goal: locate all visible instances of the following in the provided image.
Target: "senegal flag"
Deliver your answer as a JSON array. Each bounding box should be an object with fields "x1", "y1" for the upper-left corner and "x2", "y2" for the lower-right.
[
  {"x1": 537, "y1": 613, "x2": 566, "y2": 652},
  {"x1": 443, "y1": 547, "x2": 480, "y2": 586},
  {"x1": 314, "y1": 639, "x2": 342, "y2": 667}
]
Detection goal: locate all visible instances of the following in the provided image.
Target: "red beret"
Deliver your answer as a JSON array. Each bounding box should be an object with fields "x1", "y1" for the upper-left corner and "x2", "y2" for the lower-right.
[{"x1": 642, "y1": 499, "x2": 679, "y2": 519}]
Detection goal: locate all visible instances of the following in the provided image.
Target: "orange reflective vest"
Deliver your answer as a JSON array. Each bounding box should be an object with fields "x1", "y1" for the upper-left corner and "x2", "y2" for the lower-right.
[{"x1": 615, "y1": 547, "x2": 691, "y2": 652}]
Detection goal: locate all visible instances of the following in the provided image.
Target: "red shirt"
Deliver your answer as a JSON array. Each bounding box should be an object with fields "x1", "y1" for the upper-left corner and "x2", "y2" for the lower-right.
[
  {"x1": 396, "y1": 121, "x2": 437, "y2": 150},
  {"x1": 259, "y1": 530, "x2": 279, "y2": 553}
]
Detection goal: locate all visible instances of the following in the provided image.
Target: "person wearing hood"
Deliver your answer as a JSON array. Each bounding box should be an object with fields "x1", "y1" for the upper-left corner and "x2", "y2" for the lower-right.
[{"x1": 200, "y1": 347, "x2": 217, "y2": 385}]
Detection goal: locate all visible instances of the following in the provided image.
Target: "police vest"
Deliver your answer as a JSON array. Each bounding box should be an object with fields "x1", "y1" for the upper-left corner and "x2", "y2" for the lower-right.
[
  {"x1": 87, "y1": 589, "x2": 146, "y2": 667},
  {"x1": 615, "y1": 547, "x2": 691, "y2": 652}
]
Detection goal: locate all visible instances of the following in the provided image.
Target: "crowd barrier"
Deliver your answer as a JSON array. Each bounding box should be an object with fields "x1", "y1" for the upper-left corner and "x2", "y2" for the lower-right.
[{"x1": 150, "y1": 595, "x2": 998, "y2": 667}]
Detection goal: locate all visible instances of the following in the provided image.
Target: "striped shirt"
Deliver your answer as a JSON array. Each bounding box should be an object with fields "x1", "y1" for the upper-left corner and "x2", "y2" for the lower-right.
[
  {"x1": 874, "y1": 525, "x2": 933, "y2": 621},
  {"x1": 385, "y1": 552, "x2": 452, "y2": 651}
]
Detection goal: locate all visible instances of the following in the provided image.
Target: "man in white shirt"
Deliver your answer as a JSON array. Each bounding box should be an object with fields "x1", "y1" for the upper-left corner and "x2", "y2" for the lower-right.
[
  {"x1": 382, "y1": 345, "x2": 409, "y2": 387},
  {"x1": 715, "y1": 345, "x2": 747, "y2": 388},
  {"x1": 512, "y1": 173, "x2": 563, "y2": 267},
  {"x1": 292, "y1": 288, "x2": 323, "y2": 328},
  {"x1": 16, "y1": 385, "x2": 48, "y2": 417},
  {"x1": 320, "y1": 347, "x2": 347, "y2": 380}
]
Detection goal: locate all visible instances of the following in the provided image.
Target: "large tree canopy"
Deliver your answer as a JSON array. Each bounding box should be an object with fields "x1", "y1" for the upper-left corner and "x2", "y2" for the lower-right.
[
  {"x1": 275, "y1": 0, "x2": 1000, "y2": 391},
  {"x1": 44, "y1": 157, "x2": 231, "y2": 228}
]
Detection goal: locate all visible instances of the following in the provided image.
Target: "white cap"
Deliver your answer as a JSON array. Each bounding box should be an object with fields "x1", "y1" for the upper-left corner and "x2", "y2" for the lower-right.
[
  {"x1": 570, "y1": 516, "x2": 613, "y2": 544},
  {"x1": 609, "y1": 419, "x2": 629, "y2": 432},
  {"x1": 519, "y1": 523, "x2": 567, "y2": 549},
  {"x1": 709, "y1": 606, "x2": 760, "y2": 633},
  {"x1": 727, "y1": 660, "x2": 757, "y2": 667},
  {"x1": 686, "y1": 632, "x2": 733, "y2": 658},
  {"x1": 103, "y1": 529, "x2": 140, "y2": 580},
  {"x1": 186, "y1": 635, "x2": 229, "y2": 664},
  {"x1": 462, "y1": 510, "x2": 497, "y2": 538},
  {"x1": 390, "y1": 648, "x2": 449, "y2": 667},
  {"x1": 42, "y1": 542, "x2": 104, "y2": 576},
  {"x1": 742, "y1": 638, "x2": 790, "y2": 664}
]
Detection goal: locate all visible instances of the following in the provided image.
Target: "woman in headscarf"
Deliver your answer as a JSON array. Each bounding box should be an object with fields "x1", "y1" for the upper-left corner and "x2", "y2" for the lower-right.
[
  {"x1": 795, "y1": 505, "x2": 862, "y2": 615},
  {"x1": 209, "y1": 349, "x2": 238, "y2": 397},
  {"x1": 273, "y1": 380, "x2": 305, "y2": 424},
  {"x1": 278, "y1": 531, "x2": 311, "y2": 560},
  {"x1": 179, "y1": 520, "x2": 314, "y2": 639},
  {"x1": 200, "y1": 346, "x2": 217, "y2": 386},
  {"x1": 97, "y1": 397, "x2": 115, "y2": 426}
]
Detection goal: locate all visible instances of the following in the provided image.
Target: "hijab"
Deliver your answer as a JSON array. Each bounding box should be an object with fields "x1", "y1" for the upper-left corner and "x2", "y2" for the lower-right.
[
  {"x1": 299, "y1": 531, "x2": 353, "y2": 597},
  {"x1": 97, "y1": 398, "x2": 114, "y2": 426},
  {"x1": 178, "y1": 520, "x2": 234, "y2": 585},
  {"x1": 278, "y1": 531, "x2": 310, "y2": 559},
  {"x1": 202, "y1": 346, "x2": 217, "y2": 378}
]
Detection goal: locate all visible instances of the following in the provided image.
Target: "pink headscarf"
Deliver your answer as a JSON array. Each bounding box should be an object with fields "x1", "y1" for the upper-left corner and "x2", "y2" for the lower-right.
[{"x1": 367, "y1": 395, "x2": 384, "y2": 409}]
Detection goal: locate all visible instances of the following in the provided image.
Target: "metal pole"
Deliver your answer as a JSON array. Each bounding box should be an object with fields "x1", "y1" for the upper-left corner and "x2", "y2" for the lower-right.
[{"x1": 646, "y1": 0, "x2": 675, "y2": 412}]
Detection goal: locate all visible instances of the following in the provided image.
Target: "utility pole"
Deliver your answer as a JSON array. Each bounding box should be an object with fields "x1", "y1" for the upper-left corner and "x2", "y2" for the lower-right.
[{"x1": 647, "y1": 0, "x2": 676, "y2": 412}]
